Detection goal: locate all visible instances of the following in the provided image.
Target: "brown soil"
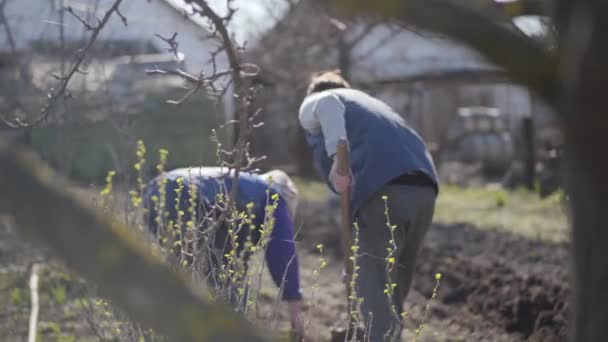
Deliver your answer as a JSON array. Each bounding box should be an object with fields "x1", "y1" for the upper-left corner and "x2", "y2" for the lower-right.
[{"x1": 290, "y1": 200, "x2": 570, "y2": 341}]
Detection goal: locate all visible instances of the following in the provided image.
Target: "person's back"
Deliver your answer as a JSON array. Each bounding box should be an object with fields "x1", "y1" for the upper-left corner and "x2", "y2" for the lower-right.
[
  {"x1": 142, "y1": 167, "x2": 304, "y2": 335},
  {"x1": 303, "y1": 87, "x2": 438, "y2": 213},
  {"x1": 143, "y1": 167, "x2": 294, "y2": 235}
]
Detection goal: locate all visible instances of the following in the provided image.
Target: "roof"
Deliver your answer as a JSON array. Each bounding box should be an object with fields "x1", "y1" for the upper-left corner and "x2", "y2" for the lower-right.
[
  {"x1": 350, "y1": 26, "x2": 502, "y2": 83},
  {"x1": 249, "y1": 1, "x2": 550, "y2": 84},
  {"x1": 160, "y1": 0, "x2": 209, "y2": 31}
]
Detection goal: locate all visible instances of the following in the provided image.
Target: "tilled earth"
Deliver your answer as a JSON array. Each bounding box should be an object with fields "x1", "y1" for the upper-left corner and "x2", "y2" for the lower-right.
[
  {"x1": 286, "y1": 199, "x2": 570, "y2": 341},
  {"x1": 0, "y1": 197, "x2": 569, "y2": 341}
]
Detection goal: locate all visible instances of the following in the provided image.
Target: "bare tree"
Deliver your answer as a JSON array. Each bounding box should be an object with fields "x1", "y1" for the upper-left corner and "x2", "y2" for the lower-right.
[{"x1": 146, "y1": 0, "x2": 267, "y2": 241}]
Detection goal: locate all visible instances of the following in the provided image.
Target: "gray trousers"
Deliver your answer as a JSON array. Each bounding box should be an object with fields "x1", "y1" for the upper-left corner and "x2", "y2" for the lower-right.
[{"x1": 354, "y1": 184, "x2": 436, "y2": 342}]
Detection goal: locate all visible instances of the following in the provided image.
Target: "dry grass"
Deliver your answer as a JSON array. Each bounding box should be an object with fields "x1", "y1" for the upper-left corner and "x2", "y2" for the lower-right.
[{"x1": 434, "y1": 184, "x2": 569, "y2": 243}]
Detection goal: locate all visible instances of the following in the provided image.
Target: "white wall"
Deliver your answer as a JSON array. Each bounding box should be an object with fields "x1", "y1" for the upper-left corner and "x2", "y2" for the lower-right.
[
  {"x1": 351, "y1": 25, "x2": 499, "y2": 82},
  {"x1": 1, "y1": 0, "x2": 227, "y2": 74},
  {"x1": 347, "y1": 23, "x2": 557, "y2": 150},
  {"x1": 1, "y1": 0, "x2": 233, "y2": 117}
]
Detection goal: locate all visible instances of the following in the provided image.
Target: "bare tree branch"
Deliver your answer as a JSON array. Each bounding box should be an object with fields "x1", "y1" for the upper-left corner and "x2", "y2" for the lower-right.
[
  {"x1": 146, "y1": 2, "x2": 266, "y2": 259},
  {"x1": 155, "y1": 32, "x2": 180, "y2": 59},
  {"x1": 187, "y1": 0, "x2": 254, "y2": 231},
  {"x1": 145, "y1": 65, "x2": 232, "y2": 102},
  {"x1": 65, "y1": 6, "x2": 95, "y2": 31},
  {"x1": 170, "y1": 0, "x2": 263, "y2": 187},
  {"x1": 167, "y1": 85, "x2": 203, "y2": 105},
  {"x1": 2, "y1": 0, "x2": 126, "y2": 128},
  {"x1": 146, "y1": 68, "x2": 201, "y2": 83},
  {"x1": 115, "y1": 6, "x2": 128, "y2": 26}
]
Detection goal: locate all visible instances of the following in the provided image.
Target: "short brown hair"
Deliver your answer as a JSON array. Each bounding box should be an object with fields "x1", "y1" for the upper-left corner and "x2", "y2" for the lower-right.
[{"x1": 306, "y1": 70, "x2": 350, "y2": 95}]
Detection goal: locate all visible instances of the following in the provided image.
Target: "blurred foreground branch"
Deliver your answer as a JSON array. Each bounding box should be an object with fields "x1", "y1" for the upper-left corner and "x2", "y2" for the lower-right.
[{"x1": 0, "y1": 143, "x2": 269, "y2": 342}]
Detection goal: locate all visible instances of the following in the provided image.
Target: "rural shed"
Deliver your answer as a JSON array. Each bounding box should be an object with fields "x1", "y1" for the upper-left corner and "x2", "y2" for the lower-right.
[{"x1": 245, "y1": 1, "x2": 557, "y2": 177}]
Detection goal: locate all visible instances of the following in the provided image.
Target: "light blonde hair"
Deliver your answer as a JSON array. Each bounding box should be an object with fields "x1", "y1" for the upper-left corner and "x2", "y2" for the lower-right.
[
  {"x1": 306, "y1": 69, "x2": 351, "y2": 95},
  {"x1": 261, "y1": 169, "x2": 299, "y2": 219}
]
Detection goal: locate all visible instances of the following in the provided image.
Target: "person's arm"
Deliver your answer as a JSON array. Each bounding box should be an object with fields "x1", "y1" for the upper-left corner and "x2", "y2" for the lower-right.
[
  {"x1": 299, "y1": 92, "x2": 347, "y2": 158},
  {"x1": 264, "y1": 197, "x2": 303, "y2": 335},
  {"x1": 265, "y1": 198, "x2": 302, "y2": 300},
  {"x1": 299, "y1": 93, "x2": 352, "y2": 193}
]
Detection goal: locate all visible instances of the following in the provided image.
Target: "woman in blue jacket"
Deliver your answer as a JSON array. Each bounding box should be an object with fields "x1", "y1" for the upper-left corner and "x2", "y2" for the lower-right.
[{"x1": 143, "y1": 167, "x2": 303, "y2": 336}]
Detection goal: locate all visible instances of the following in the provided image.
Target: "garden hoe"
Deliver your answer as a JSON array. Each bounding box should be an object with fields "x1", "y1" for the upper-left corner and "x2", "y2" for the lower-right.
[{"x1": 330, "y1": 138, "x2": 364, "y2": 342}]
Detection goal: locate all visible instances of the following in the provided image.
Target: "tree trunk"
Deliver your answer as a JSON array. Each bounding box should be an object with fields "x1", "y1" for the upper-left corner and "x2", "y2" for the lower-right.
[{"x1": 560, "y1": 2, "x2": 608, "y2": 340}]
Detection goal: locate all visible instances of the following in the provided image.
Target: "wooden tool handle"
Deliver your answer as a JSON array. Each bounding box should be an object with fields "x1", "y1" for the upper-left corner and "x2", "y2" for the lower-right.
[{"x1": 335, "y1": 139, "x2": 354, "y2": 291}]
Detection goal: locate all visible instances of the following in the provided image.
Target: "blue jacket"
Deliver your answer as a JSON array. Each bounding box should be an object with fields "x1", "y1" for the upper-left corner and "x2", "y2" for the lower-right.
[
  {"x1": 305, "y1": 88, "x2": 439, "y2": 216},
  {"x1": 142, "y1": 167, "x2": 302, "y2": 301}
]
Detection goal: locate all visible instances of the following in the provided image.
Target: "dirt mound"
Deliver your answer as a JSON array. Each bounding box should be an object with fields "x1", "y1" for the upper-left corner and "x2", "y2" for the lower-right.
[{"x1": 415, "y1": 223, "x2": 569, "y2": 341}]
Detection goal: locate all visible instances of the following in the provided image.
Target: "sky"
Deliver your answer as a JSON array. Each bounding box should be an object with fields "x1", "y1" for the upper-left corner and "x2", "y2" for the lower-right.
[
  {"x1": 167, "y1": 0, "x2": 547, "y2": 45},
  {"x1": 197, "y1": 0, "x2": 291, "y2": 43}
]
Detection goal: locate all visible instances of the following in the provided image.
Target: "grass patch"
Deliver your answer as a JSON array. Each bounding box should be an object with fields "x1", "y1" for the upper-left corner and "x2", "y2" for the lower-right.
[
  {"x1": 294, "y1": 178, "x2": 569, "y2": 243},
  {"x1": 434, "y1": 184, "x2": 569, "y2": 243}
]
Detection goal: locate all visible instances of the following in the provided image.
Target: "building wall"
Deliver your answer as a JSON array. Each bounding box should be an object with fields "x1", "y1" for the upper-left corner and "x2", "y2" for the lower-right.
[
  {"x1": 1, "y1": 0, "x2": 227, "y2": 74},
  {"x1": 351, "y1": 26, "x2": 498, "y2": 83},
  {"x1": 372, "y1": 81, "x2": 557, "y2": 164},
  {"x1": 1, "y1": 0, "x2": 236, "y2": 118}
]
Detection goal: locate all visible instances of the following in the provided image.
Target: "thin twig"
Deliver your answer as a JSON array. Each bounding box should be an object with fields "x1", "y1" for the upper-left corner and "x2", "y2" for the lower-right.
[
  {"x1": 65, "y1": 6, "x2": 95, "y2": 31},
  {"x1": 146, "y1": 68, "x2": 201, "y2": 83},
  {"x1": 27, "y1": 263, "x2": 40, "y2": 342},
  {"x1": 155, "y1": 32, "x2": 180, "y2": 59},
  {"x1": 115, "y1": 6, "x2": 128, "y2": 26},
  {"x1": 147, "y1": 1, "x2": 266, "y2": 271},
  {"x1": 188, "y1": 0, "x2": 249, "y2": 216},
  {"x1": 167, "y1": 85, "x2": 202, "y2": 105}
]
